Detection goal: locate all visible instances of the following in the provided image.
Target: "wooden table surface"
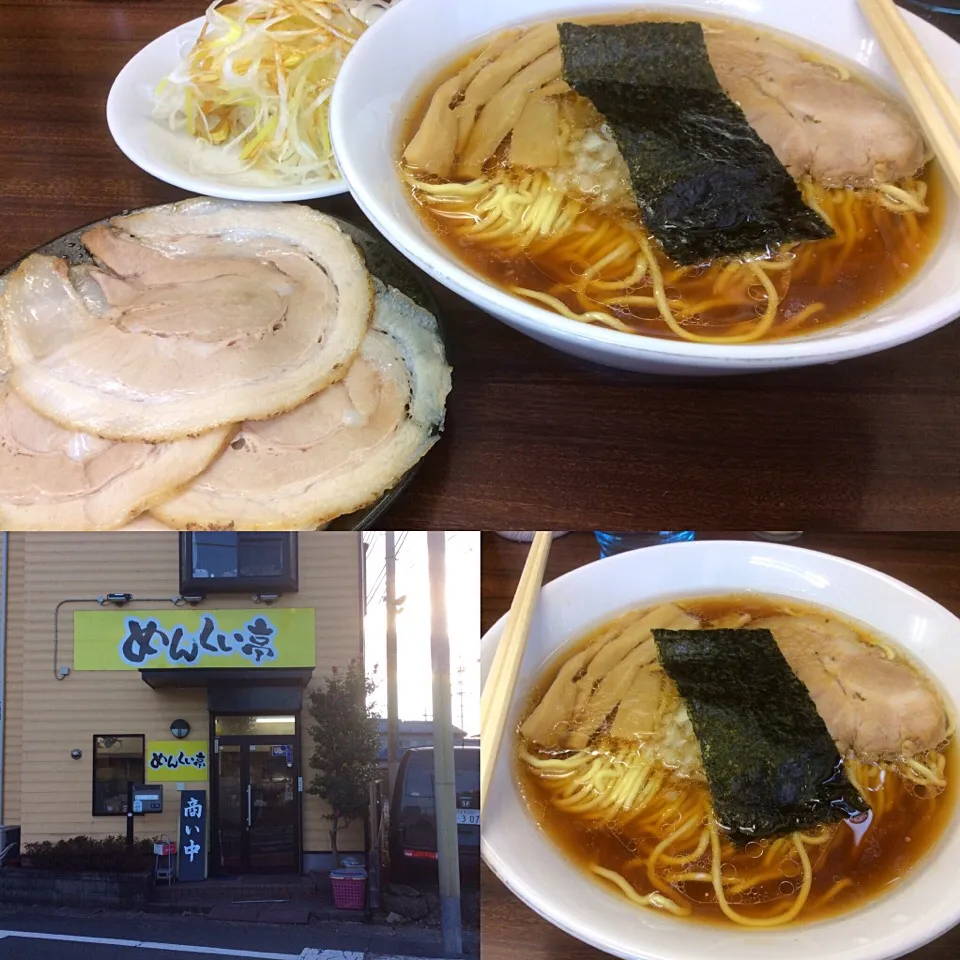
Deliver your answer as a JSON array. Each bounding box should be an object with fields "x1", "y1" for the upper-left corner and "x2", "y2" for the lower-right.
[
  {"x1": 481, "y1": 530, "x2": 960, "y2": 960},
  {"x1": 2, "y1": 1, "x2": 959, "y2": 530}
]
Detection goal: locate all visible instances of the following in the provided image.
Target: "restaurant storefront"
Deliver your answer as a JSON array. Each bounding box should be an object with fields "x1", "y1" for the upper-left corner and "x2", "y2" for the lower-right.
[{"x1": 0, "y1": 532, "x2": 367, "y2": 876}]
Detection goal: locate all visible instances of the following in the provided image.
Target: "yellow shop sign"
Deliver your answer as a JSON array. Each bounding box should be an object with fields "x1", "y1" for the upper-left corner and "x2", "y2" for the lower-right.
[
  {"x1": 147, "y1": 741, "x2": 209, "y2": 782},
  {"x1": 74, "y1": 609, "x2": 316, "y2": 670}
]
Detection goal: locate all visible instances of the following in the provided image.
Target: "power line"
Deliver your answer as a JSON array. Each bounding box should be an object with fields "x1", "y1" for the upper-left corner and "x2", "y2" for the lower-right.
[
  {"x1": 367, "y1": 564, "x2": 387, "y2": 603},
  {"x1": 363, "y1": 532, "x2": 387, "y2": 605}
]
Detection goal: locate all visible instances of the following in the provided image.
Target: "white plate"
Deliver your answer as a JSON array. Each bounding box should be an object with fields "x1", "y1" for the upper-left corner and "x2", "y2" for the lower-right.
[
  {"x1": 106, "y1": 18, "x2": 348, "y2": 202},
  {"x1": 481, "y1": 539, "x2": 960, "y2": 960},
  {"x1": 457, "y1": 809, "x2": 481, "y2": 825}
]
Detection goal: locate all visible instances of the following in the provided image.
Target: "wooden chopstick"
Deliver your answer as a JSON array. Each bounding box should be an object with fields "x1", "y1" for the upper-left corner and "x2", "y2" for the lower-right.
[
  {"x1": 480, "y1": 531, "x2": 552, "y2": 811},
  {"x1": 481, "y1": 533, "x2": 551, "y2": 723},
  {"x1": 858, "y1": 0, "x2": 960, "y2": 197},
  {"x1": 862, "y1": 0, "x2": 960, "y2": 138}
]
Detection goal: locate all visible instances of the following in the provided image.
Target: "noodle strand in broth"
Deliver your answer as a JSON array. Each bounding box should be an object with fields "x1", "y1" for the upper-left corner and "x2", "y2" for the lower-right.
[
  {"x1": 401, "y1": 16, "x2": 944, "y2": 344},
  {"x1": 517, "y1": 595, "x2": 956, "y2": 928},
  {"x1": 406, "y1": 167, "x2": 933, "y2": 344}
]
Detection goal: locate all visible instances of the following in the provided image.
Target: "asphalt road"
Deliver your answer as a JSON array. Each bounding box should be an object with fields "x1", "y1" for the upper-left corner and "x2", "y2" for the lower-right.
[
  {"x1": 0, "y1": 906, "x2": 477, "y2": 960},
  {"x1": 0, "y1": 942, "x2": 272, "y2": 960},
  {"x1": 0, "y1": 909, "x2": 341, "y2": 958}
]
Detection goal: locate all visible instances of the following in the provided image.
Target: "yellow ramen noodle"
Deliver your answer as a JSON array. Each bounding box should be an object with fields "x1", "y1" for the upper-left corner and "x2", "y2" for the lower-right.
[
  {"x1": 401, "y1": 17, "x2": 944, "y2": 344},
  {"x1": 516, "y1": 594, "x2": 956, "y2": 927}
]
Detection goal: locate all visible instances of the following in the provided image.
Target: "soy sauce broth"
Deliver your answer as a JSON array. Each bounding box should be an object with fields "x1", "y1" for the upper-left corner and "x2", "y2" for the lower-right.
[
  {"x1": 401, "y1": 16, "x2": 946, "y2": 343},
  {"x1": 516, "y1": 594, "x2": 957, "y2": 925}
]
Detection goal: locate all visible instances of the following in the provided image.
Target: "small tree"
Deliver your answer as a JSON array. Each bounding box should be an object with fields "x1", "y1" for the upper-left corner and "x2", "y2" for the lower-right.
[{"x1": 306, "y1": 660, "x2": 380, "y2": 868}]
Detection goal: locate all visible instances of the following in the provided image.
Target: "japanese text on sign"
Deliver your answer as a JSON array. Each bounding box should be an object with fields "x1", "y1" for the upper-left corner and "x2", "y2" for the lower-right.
[
  {"x1": 73, "y1": 609, "x2": 316, "y2": 671},
  {"x1": 121, "y1": 615, "x2": 278, "y2": 667},
  {"x1": 146, "y1": 741, "x2": 209, "y2": 782},
  {"x1": 178, "y1": 790, "x2": 207, "y2": 882},
  {"x1": 183, "y1": 797, "x2": 203, "y2": 862}
]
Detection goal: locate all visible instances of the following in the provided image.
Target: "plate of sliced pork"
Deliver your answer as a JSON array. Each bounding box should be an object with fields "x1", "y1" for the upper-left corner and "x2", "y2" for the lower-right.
[{"x1": 0, "y1": 198, "x2": 451, "y2": 531}]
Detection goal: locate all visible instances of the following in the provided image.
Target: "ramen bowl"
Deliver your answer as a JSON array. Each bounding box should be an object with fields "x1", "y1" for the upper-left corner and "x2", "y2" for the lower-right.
[
  {"x1": 480, "y1": 539, "x2": 960, "y2": 960},
  {"x1": 331, "y1": 0, "x2": 960, "y2": 374}
]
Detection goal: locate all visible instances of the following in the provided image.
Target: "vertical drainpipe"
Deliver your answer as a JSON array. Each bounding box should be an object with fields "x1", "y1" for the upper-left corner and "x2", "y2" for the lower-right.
[{"x1": 0, "y1": 532, "x2": 8, "y2": 825}]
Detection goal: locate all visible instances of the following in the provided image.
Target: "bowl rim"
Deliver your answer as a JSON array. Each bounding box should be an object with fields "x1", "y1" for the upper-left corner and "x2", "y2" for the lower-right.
[
  {"x1": 479, "y1": 538, "x2": 960, "y2": 960},
  {"x1": 106, "y1": 16, "x2": 349, "y2": 202},
  {"x1": 331, "y1": 0, "x2": 960, "y2": 363}
]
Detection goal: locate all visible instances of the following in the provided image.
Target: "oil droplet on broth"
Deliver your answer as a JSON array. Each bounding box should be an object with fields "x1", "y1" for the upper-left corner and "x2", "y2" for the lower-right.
[{"x1": 780, "y1": 857, "x2": 803, "y2": 879}]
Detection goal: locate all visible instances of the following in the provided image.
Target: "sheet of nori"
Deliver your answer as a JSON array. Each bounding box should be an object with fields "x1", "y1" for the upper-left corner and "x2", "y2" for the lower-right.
[
  {"x1": 653, "y1": 628, "x2": 867, "y2": 844},
  {"x1": 557, "y1": 21, "x2": 834, "y2": 265}
]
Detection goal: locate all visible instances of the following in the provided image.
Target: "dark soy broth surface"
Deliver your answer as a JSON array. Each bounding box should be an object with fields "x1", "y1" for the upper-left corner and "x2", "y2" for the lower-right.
[
  {"x1": 414, "y1": 168, "x2": 944, "y2": 341},
  {"x1": 402, "y1": 16, "x2": 946, "y2": 342},
  {"x1": 516, "y1": 594, "x2": 957, "y2": 925}
]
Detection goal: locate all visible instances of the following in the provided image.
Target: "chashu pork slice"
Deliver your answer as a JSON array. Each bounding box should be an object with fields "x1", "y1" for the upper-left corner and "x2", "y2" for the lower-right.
[
  {"x1": 755, "y1": 614, "x2": 948, "y2": 760},
  {"x1": 153, "y1": 280, "x2": 451, "y2": 530},
  {"x1": 0, "y1": 383, "x2": 232, "y2": 531},
  {"x1": 705, "y1": 28, "x2": 925, "y2": 187},
  {"x1": 2, "y1": 198, "x2": 373, "y2": 442}
]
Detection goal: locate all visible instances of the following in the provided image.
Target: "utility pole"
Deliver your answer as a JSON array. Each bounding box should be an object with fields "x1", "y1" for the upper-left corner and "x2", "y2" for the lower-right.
[
  {"x1": 385, "y1": 531, "x2": 399, "y2": 797},
  {"x1": 427, "y1": 532, "x2": 463, "y2": 958}
]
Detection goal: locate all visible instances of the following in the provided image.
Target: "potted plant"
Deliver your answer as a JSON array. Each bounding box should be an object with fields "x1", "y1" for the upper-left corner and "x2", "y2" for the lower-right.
[{"x1": 306, "y1": 660, "x2": 380, "y2": 907}]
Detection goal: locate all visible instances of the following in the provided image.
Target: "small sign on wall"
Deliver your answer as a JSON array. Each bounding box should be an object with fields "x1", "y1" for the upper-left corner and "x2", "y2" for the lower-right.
[
  {"x1": 147, "y1": 741, "x2": 209, "y2": 782},
  {"x1": 132, "y1": 784, "x2": 163, "y2": 814},
  {"x1": 178, "y1": 790, "x2": 207, "y2": 883}
]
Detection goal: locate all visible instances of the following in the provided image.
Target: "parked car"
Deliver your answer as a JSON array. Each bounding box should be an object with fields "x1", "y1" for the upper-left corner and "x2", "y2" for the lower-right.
[{"x1": 388, "y1": 744, "x2": 479, "y2": 881}]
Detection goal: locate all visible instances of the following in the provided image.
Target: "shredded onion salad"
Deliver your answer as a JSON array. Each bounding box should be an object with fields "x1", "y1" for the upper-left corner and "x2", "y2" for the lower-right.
[{"x1": 154, "y1": 0, "x2": 392, "y2": 184}]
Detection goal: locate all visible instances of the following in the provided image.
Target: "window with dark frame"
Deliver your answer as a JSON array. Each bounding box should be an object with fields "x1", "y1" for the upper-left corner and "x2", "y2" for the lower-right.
[
  {"x1": 179, "y1": 533, "x2": 299, "y2": 596},
  {"x1": 92, "y1": 735, "x2": 145, "y2": 816}
]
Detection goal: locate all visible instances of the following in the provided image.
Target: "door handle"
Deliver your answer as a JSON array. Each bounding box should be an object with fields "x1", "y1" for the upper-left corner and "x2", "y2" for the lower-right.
[{"x1": 247, "y1": 784, "x2": 252, "y2": 828}]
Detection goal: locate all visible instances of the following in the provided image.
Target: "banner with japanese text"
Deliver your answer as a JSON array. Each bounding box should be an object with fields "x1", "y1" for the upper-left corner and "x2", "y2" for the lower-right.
[
  {"x1": 178, "y1": 790, "x2": 207, "y2": 883},
  {"x1": 73, "y1": 609, "x2": 316, "y2": 670},
  {"x1": 146, "y1": 741, "x2": 209, "y2": 782}
]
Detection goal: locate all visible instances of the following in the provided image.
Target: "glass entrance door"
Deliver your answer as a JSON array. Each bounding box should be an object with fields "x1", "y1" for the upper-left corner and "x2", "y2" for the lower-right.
[
  {"x1": 248, "y1": 744, "x2": 298, "y2": 871},
  {"x1": 217, "y1": 744, "x2": 244, "y2": 872},
  {"x1": 213, "y1": 729, "x2": 299, "y2": 874}
]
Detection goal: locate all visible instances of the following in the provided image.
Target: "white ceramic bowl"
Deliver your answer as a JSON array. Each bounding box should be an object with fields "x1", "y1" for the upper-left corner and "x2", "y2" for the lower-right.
[
  {"x1": 480, "y1": 539, "x2": 960, "y2": 960},
  {"x1": 107, "y1": 18, "x2": 347, "y2": 202},
  {"x1": 331, "y1": 0, "x2": 960, "y2": 374}
]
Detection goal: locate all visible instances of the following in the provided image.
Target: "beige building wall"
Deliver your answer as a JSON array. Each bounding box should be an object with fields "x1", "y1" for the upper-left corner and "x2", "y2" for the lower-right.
[
  {"x1": 2, "y1": 532, "x2": 365, "y2": 861},
  {"x1": 2, "y1": 533, "x2": 25, "y2": 828}
]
